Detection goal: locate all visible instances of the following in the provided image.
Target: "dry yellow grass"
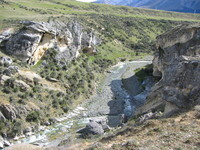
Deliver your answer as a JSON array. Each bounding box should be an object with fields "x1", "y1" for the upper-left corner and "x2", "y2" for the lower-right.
[{"x1": 60, "y1": 107, "x2": 200, "y2": 150}]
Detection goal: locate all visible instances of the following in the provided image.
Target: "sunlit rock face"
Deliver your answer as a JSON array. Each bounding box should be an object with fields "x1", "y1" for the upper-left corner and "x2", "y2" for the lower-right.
[
  {"x1": 1, "y1": 20, "x2": 100, "y2": 65},
  {"x1": 136, "y1": 24, "x2": 200, "y2": 116}
]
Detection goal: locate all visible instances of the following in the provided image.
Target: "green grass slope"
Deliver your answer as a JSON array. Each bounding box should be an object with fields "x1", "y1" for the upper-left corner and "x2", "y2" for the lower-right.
[
  {"x1": 0, "y1": 0, "x2": 200, "y2": 22},
  {"x1": 1, "y1": 0, "x2": 200, "y2": 58}
]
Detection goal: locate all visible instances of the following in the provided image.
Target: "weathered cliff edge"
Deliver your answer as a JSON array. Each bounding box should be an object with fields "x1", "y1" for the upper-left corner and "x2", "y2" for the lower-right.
[
  {"x1": 0, "y1": 20, "x2": 101, "y2": 147},
  {"x1": 136, "y1": 24, "x2": 200, "y2": 116},
  {"x1": 0, "y1": 20, "x2": 100, "y2": 122},
  {"x1": 0, "y1": 20, "x2": 100, "y2": 65}
]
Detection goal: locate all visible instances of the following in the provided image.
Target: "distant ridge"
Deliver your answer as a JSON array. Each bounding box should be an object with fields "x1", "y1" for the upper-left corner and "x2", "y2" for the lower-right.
[{"x1": 94, "y1": 0, "x2": 200, "y2": 13}]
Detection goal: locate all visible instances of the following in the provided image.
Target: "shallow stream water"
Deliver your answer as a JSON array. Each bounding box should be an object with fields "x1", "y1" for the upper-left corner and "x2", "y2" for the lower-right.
[{"x1": 12, "y1": 60, "x2": 152, "y2": 148}]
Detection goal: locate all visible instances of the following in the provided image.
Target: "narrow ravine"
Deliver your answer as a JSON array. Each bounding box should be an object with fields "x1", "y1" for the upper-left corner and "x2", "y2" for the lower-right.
[
  {"x1": 12, "y1": 59, "x2": 152, "y2": 148},
  {"x1": 82, "y1": 60, "x2": 152, "y2": 127}
]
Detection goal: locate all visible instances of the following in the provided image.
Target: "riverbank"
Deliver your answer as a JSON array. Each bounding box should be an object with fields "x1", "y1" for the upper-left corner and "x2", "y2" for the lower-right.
[{"x1": 6, "y1": 57, "x2": 153, "y2": 149}]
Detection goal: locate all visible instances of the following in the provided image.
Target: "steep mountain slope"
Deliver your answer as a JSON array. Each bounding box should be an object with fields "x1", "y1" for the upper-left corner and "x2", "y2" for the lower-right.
[{"x1": 95, "y1": 0, "x2": 200, "y2": 13}]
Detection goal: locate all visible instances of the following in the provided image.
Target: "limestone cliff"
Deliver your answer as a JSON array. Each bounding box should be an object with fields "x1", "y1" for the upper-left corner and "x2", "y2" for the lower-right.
[
  {"x1": 136, "y1": 24, "x2": 200, "y2": 116},
  {"x1": 0, "y1": 20, "x2": 100, "y2": 65}
]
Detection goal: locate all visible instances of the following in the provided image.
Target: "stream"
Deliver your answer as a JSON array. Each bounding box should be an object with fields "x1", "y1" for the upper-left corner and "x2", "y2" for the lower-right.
[{"x1": 11, "y1": 59, "x2": 152, "y2": 148}]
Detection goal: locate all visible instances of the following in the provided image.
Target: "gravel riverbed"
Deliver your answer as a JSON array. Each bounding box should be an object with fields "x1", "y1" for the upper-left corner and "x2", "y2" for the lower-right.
[{"x1": 7, "y1": 57, "x2": 153, "y2": 149}]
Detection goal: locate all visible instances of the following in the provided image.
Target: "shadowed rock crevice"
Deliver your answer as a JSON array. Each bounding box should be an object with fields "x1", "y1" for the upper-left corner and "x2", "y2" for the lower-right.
[{"x1": 136, "y1": 23, "x2": 200, "y2": 116}]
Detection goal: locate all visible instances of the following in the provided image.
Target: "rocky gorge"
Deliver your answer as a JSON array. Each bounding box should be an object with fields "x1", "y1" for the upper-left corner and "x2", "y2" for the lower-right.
[
  {"x1": 49, "y1": 23, "x2": 200, "y2": 150},
  {"x1": 63, "y1": 23, "x2": 200, "y2": 150},
  {"x1": 0, "y1": 18, "x2": 156, "y2": 149},
  {"x1": 0, "y1": 19, "x2": 103, "y2": 149},
  {"x1": 0, "y1": 6, "x2": 199, "y2": 150}
]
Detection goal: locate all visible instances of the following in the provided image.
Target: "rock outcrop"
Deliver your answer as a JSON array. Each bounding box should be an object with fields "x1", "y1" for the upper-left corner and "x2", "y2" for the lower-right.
[
  {"x1": 0, "y1": 75, "x2": 31, "y2": 91},
  {"x1": 3, "y1": 66, "x2": 18, "y2": 76},
  {"x1": 136, "y1": 24, "x2": 200, "y2": 116},
  {"x1": 77, "y1": 120, "x2": 104, "y2": 136},
  {"x1": 0, "y1": 28, "x2": 15, "y2": 45},
  {"x1": 0, "y1": 103, "x2": 39, "y2": 122},
  {"x1": 0, "y1": 56, "x2": 13, "y2": 66},
  {"x1": 0, "y1": 136, "x2": 4, "y2": 149},
  {"x1": 0, "y1": 104, "x2": 17, "y2": 121},
  {"x1": 0, "y1": 20, "x2": 100, "y2": 65}
]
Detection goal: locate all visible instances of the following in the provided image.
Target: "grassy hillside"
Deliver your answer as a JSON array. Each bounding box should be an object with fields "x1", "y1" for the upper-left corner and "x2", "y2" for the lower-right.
[
  {"x1": 1, "y1": 0, "x2": 200, "y2": 55},
  {"x1": 0, "y1": 0, "x2": 200, "y2": 24},
  {"x1": 0, "y1": 0, "x2": 200, "y2": 21},
  {"x1": 0, "y1": 0, "x2": 200, "y2": 139},
  {"x1": 1, "y1": 0, "x2": 200, "y2": 56}
]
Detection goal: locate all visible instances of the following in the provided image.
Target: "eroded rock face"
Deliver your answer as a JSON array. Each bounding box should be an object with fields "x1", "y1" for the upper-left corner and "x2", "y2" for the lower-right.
[
  {"x1": 0, "y1": 103, "x2": 38, "y2": 122},
  {"x1": 1, "y1": 20, "x2": 100, "y2": 65},
  {"x1": 0, "y1": 56, "x2": 12, "y2": 66},
  {"x1": 0, "y1": 28, "x2": 15, "y2": 45},
  {"x1": 3, "y1": 66, "x2": 18, "y2": 76},
  {"x1": 0, "y1": 105, "x2": 17, "y2": 121},
  {"x1": 0, "y1": 112, "x2": 6, "y2": 122},
  {"x1": 136, "y1": 24, "x2": 200, "y2": 115}
]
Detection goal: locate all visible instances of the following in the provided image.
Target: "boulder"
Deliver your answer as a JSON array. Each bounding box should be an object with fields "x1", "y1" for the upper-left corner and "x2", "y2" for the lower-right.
[
  {"x1": 7, "y1": 66, "x2": 19, "y2": 73},
  {"x1": 44, "y1": 121, "x2": 51, "y2": 126},
  {"x1": 14, "y1": 80, "x2": 31, "y2": 91},
  {"x1": 0, "y1": 56, "x2": 12, "y2": 66},
  {"x1": 0, "y1": 136, "x2": 4, "y2": 149},
  {"x1": 0, "y1": 142, "x2": 3, "y2": 149},
  {"x1": 18, "y1": 70, "x2": 42, "y2": 85},
  {"x1": 77, "y1": 120, "x2": 104, "y2": 136},
  {"x1": 3, "y1": 66, "x2": 18, "y2": 76},
  {"x1": 23, "y1": 127, "x2": 32, "y2": 134},
  {"x1": 136, "y1": 23, "x2": 200, "y2": 115},
  {"x1": 46, "y1": 77, "x2": 59, "y2": 82},
  {"x1": 0, "y1": 75, "x2": 10, "y2": 85},
  {"x1": 4, "y1": 140, "x2": 11, "y2": 147}
]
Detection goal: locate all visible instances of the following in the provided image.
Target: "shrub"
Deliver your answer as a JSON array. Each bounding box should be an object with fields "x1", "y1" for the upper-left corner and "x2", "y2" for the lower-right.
[
  {"x1": 13, "y1": 87, "x2": 20, "y2": 93},
  {"x1": 9, "y1": 96, "x2": 15, "y2": 102},
  {"x1": 52, "y1": 99, "x2": 60, "y2": 109},
  {"x1": 32, "y1": 86, "x2": 41, "y2": 93},
  {"x1": 61, "y1": 106, "x2": 69, "y2": 113},
  {"x1": 18, "y1": 99, "x2": 26, "y2": 104},
  {"x1": 4, "y1": 78, "x2": 15, "y2": 88},
  {"x1": 26, "y1": 111, "x2": 40, "y2": 122},
  {"x1": 12, "y1": 120, "x2": 24, "y2": 135},
  {"x1": 3, "y1": 87, "x2": 11, "y2": 94},
  {"x1": 33, "y1": 77, "x2": 40, "y2": 85}
]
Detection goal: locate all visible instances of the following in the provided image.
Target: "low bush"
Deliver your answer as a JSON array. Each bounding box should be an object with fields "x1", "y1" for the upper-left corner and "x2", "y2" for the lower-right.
[{"x1": 26, "y1": 111, "x2": 40, "y2": 122}]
